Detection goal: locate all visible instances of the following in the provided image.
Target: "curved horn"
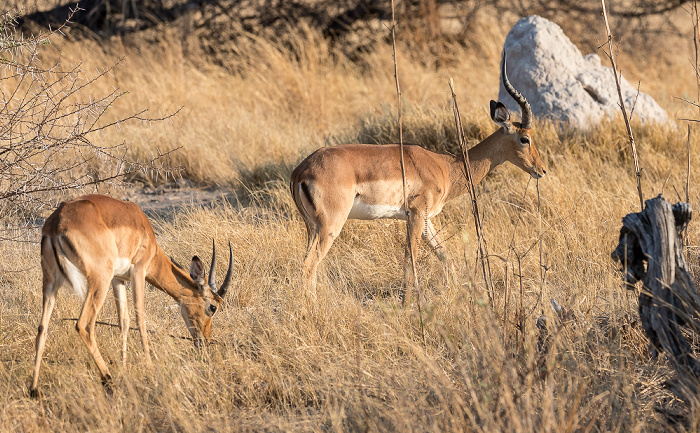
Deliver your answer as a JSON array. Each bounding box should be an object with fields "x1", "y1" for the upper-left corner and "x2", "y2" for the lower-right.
[
  {"x1": 208, "y1": 239, "x2": 217, "y2": 291},
  {"x1": 217, "y1": 241, "x2": 234, "y2": 298},
  {"x1": 501, "y1": 51, "x2": 532, "y2": 129}
]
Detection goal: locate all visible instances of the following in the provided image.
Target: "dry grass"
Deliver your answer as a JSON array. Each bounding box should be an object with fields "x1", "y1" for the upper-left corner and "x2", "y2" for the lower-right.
[{"x1": 4, "y1": 9, "x2": 700, "y2": 432}]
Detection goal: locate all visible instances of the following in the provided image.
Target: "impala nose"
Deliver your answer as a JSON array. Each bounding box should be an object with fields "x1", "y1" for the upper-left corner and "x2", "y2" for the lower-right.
[{"x1": 531, "y1": 169, "x2": 545, "y2": 179}]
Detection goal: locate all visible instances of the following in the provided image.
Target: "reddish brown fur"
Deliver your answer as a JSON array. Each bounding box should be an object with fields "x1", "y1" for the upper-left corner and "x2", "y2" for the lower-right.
[
  {"x1": 291, "y1": 107, "x2": 545, "y2": 294},
  {"x1": 31, "y1": 194, "x2": 226, "y2": 396}
]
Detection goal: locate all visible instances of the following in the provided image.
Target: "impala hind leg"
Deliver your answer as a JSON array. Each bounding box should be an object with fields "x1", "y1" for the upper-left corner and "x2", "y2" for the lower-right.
[
  {"x1": 112, "y1": 279, "x2": 130, "y2": 365},
  {"x1": 302, "y1": 222, "x2": 320, "y2": 289},
  {"x1": 75, "y1": 274, "x2": 114, "y2": 391},
  {"x1": 30, "y1": 259, "x2": 62, "y2": 398},
  {"x1": 303, "y1": 229, "x2": 337, "y2": 294},
  {"x1": 302, "y1": 215, "x2": 347, "y2": 293}
]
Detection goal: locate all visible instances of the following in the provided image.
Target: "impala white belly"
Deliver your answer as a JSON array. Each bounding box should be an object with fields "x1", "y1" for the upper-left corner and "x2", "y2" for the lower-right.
[
  {"x1": 113, "y1": 257, "x2": 133, "y2": 279},
  {"x1": 347, "y1": 197, "x2": 405, "y2": 220}
]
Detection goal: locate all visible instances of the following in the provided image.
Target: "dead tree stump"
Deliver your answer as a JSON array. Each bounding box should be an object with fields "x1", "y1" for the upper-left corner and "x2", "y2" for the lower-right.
[{"x1": 612, "y1": 195, "x2": 700, "y2": 402}]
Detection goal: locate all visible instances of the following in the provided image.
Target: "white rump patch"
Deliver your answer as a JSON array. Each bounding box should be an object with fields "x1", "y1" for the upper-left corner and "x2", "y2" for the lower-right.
[
  {"x1": 347, "y1": 197, "x2": 405, "y2": 220},
  {"x1": 57, "y1": 250, "x2": 87, "y2": 298}
]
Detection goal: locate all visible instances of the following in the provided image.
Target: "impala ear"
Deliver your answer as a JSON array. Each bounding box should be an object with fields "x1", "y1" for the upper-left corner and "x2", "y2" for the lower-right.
[
  {"x1": 490, "y1": 100, "x2": 512, "y2": 131},
  {"x1": 189, "y1": 256, "x2": 206, "y2": 286}
]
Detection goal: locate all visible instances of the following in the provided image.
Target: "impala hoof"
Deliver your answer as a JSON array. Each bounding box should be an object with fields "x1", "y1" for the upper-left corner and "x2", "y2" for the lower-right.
[
  {"x1": 101, "y1": 374, "x2": 114, "y2": 395},
  {"x1": 29, "y1": 387, "x2": 40, "y2": 399}
]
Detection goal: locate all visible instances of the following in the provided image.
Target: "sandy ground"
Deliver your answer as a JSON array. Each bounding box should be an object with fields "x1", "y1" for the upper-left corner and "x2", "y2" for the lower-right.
[{"x1": 124, "y1": 180, "x2": 236, "y2": 218}]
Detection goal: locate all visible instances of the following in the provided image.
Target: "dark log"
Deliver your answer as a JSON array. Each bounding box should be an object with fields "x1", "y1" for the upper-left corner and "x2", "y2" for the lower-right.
[{"x1": 612, "y1": 195, "x2": 700, "y2": 402}]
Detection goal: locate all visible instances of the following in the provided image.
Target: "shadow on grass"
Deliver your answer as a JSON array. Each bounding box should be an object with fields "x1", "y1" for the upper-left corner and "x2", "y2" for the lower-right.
[{"x1": 134, "y1": 159, "x2": 298, "y2": 223}]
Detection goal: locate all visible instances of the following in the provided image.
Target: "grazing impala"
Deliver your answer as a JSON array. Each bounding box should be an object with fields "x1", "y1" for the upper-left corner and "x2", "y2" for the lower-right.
[
  {"x1": 30, "y1": 194, "x2": 233, "y2": 397},
  {"x1": 290, "y1": 56, "x2": 546, "y2": 291}
]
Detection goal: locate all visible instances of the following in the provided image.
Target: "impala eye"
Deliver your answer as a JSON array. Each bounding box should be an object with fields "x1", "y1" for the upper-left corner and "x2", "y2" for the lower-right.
[
  {"x1": 208, "y1": 305, "x2": 217, "y2": 315},
  {"x1": 520, "y1": 137, "x2": 530, "y2": 145}
]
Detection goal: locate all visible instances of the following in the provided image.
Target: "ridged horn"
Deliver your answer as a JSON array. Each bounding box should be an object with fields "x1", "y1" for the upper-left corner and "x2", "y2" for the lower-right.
[
  {"x1": 208, "y1": 239, "x2": 217, "y2": 291},
  {"x1": 501, "y1": 51, "x2": 532, "y2": 129},
  {"x1": 217, "y1": 241, "x2": 234, "y2": 298}
]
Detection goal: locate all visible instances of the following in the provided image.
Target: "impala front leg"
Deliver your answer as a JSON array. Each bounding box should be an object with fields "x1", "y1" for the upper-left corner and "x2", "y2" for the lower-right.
[
  {"x1": 402, "y1": 210, "x2": 424, "y2": 306},
  {"x1": 422, "y1": 219, "x2": 446, "y2": 262},
  {"x1": 131, "y1": 268, "x2": 152, "y2": 365},
  {"x1": 422, "y1": 218, "x2": 455, "y2": 286},
  {"x1": 113, "y1": 279, "x2": 130, "y2": 365}
]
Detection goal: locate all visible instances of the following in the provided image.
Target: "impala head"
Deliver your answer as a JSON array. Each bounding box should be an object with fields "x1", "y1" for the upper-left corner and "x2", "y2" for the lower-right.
[
  {"x1": 490, "y1": 52, "x2": 546, "y2": 180},
  {"x1": 181, "y1": 240, "x2": 233, "y2": 347}
]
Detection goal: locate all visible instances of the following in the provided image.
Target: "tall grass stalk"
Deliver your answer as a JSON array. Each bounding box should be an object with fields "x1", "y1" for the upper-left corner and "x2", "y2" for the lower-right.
[
  {"x1": 448, "y1": 78, "x2": 494, "y2": 305},
  {"x1": 537, "y1": 179, "x2": 545, "y2": 307},
  {"x1": 601, "y1": 0, "x2": 644, "y2": 211},
  {"x1": 693, "y1": 0, "x2": 700, "y2": 116},
  {"x1": 391, "y1": 0, "x2": 425, "y2": 344}
]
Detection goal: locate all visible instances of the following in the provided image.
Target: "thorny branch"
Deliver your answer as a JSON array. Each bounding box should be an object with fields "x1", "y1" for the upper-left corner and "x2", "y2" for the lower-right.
[{"x1": 0, "y1": 9, "x2": 181, "y2": 221}]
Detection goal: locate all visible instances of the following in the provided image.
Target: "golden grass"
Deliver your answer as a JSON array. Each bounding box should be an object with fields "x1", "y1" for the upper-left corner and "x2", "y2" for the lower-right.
[{"x1": 3, "y1": 12, "x2": 700, "y2": 432}]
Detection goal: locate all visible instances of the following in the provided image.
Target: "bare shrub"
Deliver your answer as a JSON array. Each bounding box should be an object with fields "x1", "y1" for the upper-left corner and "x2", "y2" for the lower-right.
[{"x1": 0, "y1": 8, "x2": 178, "y2": 223}]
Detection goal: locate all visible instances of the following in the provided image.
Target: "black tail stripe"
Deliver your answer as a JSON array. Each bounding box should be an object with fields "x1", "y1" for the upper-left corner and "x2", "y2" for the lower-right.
[
  {"x1": 47, "y1": 236, "x2": 68, "y2": 280},
  {"x1": 300, "y1": 181, "x2": 315, "y2": 213}
]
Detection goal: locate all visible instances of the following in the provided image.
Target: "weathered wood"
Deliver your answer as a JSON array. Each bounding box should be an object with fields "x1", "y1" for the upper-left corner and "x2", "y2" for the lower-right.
[{"x1": 612, "y1": 195, "x2": 700, "y2": 402}]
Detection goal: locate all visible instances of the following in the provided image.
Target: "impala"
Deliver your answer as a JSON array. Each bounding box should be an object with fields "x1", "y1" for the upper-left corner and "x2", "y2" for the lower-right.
[
  {"x1": 290, "y1": 55, "x2": 546, "y2": 292},
  {"x1": 30, "y1": 194, "x2": 233, "y2": 397}
]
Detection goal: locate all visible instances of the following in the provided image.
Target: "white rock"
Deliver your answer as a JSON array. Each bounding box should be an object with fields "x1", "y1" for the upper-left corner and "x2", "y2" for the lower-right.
[{"x1": 498, "y1": 15, "x2": 668, "y2": 130}]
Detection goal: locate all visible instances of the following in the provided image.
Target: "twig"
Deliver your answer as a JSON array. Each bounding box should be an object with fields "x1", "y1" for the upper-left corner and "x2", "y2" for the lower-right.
[
  {"x1": 690, "y1": 0, "x2": 698, "y2": 248},
  {"x1": 600, "y1": 0, "x2": 644, "y2": 211},
  {"x1": 660, "y1": 131, "x2": 691, "y2": 195},
  {"x1": 516, "y1": 253, "x2": 524, "y2": 353},
  {"x1": 686, "y1": 125, "x2": 691, "y2": 248},
  {"x1": 501, "y1": 178, "x2": 532, "y2": 330},
  {"x1": 390, "y1": 0, "x2": 425, "y2": 345},
  {"x1": 680, "y1": 4, "x2": 698, "y2": 240},
  {"x1": 686, "y1": 125, "x2": 691, "y2": 205},
  {"x1": 694, "y1": 0, "x2": 700, "y2": 115},
  {"x1": 628, "y1": 81, "x2": 641, "y2": 122},
  {"x1": 354, "y1": 309, "x2": 372, "y2": 430},
  {"x1": 448, "y1": 78, "x2": 494, "y2": 306},
  {"x1": 676, "y1": 94, "x2": 700, "y2": 108},
  {"x1": 60, "y1": 318, "x2": 193, "y2": 341},
  {"x1": 537, "y1": 179, "x2": 546, "y2": 310}
]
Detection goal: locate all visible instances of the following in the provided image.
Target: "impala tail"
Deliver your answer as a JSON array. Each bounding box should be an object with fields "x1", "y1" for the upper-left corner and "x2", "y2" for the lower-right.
[
  {"x1": 41, "y1": 234, "x2": 87, "y2": 298},
  {"x1": 292, "y1": 177, "x2": 317, "y2": 223}
]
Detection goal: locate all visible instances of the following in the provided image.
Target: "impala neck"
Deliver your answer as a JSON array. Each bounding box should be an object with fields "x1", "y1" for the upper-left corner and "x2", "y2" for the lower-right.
[
  {"x1": 446, "y1": 128, "x2": 508, "y2": 201},
  {"x1": 146, "y1": 248, "x2": 199, "y2": 302}
]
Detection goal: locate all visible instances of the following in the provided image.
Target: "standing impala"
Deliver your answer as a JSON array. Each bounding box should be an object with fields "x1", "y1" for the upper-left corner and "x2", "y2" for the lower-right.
[
  {"x1": 30, "y1": 194, "x2": 233, "y2": 397},
  {"x1": 290, "y1": 56, "x2": 546, "y2": 291}
]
